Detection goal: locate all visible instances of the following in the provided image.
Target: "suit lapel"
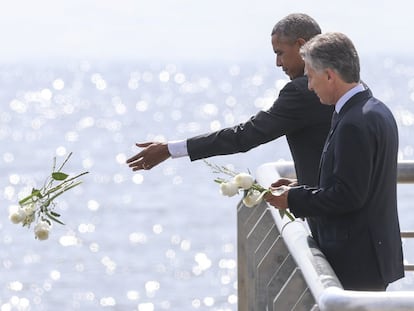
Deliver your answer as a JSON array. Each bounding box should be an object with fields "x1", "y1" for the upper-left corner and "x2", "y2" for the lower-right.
[
  {"x1": 316, "y1": 89, "x2": 372, "y2": 184},
  {"x1": 317, "y1": 111, "x2": 338, "y2": 180}
]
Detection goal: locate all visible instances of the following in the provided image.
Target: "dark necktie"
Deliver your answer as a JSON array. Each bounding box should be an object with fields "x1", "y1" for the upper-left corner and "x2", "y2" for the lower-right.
[
  {"x1": 331, "y1": 111, "x2": 339, "y2": 128},
  {"x1": 318, "y1": 110, "x2": 339, "y2": 181}
]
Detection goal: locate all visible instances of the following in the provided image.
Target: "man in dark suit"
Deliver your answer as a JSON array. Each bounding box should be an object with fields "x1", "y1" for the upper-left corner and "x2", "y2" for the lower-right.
[
  {"x1": 265, "y1": 32, "x2": 404, "y2": 290},
  {"x1": 126, "y1": 13, "x2": 334, "y2": 190}
]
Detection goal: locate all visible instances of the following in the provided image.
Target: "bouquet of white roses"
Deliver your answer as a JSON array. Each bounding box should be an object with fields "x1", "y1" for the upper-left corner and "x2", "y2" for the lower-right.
[
  {"x1": 9, "y1": 152, "x2": 88, "y2": 240},
  {"x1": 205, "y1": 161, "x2": 294, "y2": 221}
]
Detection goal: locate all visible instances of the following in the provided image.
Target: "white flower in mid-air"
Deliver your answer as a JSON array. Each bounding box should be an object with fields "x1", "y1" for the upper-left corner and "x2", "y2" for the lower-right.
[
  {"x1": 9, "y1": 207, "x2": 26, "y2": 224},
  {"x1": 220, "y1": 181, "x2": 239, "y2": 197},
  {"x1": 10, "y1": 152, "x2": 88, "y2": 240},
  {"x1": 23, "y1": 203, "x2": 36, "y2": 216},
  {"x1": 34, "y1": 221, "x2": 51, "y2": 240},
  {"x1": 234, "y1": 173, "x2": 254, "y2": 190}
]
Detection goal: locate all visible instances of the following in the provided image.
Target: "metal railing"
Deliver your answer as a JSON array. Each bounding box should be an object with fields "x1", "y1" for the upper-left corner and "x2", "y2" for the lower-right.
[{"x1": 237, "y1": 160, "x2": 414, "y2": 311}]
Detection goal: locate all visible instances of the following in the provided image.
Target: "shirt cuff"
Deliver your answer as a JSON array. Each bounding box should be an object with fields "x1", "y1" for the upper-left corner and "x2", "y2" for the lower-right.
[{"x1": 167, "y1": 140, "x2": 189, "y2": 158}]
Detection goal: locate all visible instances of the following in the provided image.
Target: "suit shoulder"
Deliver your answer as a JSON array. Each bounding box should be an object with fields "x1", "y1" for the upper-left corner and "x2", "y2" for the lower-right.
[
  {"x1": 289, "y1": 76, "x2": 311, "y2": 93},
  {"x1": 281, "y1": 76, "x2": 319, "y2": 101},
  {"x1": 279, "y1": 76, "x2": 331, "y2": 112}
]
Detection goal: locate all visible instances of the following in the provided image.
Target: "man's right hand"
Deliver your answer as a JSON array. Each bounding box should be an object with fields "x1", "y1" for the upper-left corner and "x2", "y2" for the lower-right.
[
  {"x1": 270, "y1": 178, "x2": 298, "y2": 187},
  {"x1": 126, "y1": 142, "x2": 171, "y2": 171}
]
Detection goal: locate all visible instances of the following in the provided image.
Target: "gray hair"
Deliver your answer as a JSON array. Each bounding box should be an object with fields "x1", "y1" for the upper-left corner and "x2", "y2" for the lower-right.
[
  {"x1": 300, "y1": 32, "x2": 360, "y2": 83},
  {"x1": 271, "y1": 13, "x2": 321, "y2": 42}
]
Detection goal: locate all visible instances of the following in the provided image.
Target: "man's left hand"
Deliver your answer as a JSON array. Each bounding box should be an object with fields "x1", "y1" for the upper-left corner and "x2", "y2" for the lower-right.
[{"x1": 264, "y1": 185, "x2": 290, "y2": 210}]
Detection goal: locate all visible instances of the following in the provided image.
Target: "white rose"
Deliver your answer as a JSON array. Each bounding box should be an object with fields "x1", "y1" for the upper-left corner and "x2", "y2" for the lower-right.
[
  {"x1": 243, "y1": 190, "x2": 266, "y2": 208},
  {"x1": 234, "y1": 173, "x2": 254, "y2": 190},
  {"x1": 9, "y1": 208, "x2": 26, "y2": 224},
  {"x1": 220, "y1": 181, "x2": 239, "y2": 197},
  {"x1": 23, "y1": 204, "x2": 36, "y2": 216},
  {"x1": 34, "y1": 221, "x2": 50, "y2": 240}
]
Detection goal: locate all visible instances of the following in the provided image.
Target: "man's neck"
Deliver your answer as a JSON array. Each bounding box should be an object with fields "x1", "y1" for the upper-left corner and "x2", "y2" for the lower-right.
[
  {"x1": 335, "y1": 82, "x2": 364, "y2": 113},
  {"x1": 336, "y1": 82, "x2": 359, "y2": 101}
]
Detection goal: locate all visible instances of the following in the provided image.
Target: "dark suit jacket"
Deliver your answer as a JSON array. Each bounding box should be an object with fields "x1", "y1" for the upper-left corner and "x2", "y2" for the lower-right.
[
  {"x1": 187, "y1": 75, "x2": 334, "y2": 186},
  {"x1": 288, "y1": 89, "x2": 404, "y2": 290}
]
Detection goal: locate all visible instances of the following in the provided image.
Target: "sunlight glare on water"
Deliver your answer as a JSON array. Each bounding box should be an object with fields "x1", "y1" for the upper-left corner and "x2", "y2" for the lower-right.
[{"x1": 0, "y1": 57, "x2": 412, "y2": 310}]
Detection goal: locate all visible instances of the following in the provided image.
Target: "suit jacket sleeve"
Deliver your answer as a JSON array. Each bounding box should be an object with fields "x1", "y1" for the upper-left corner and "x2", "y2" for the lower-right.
[
  {"x1": 288, "y1": 121, "x2": 374, "y2": 217},
  {"x1": 187, "y1": 78, "x2": 317, "y2": 161}
]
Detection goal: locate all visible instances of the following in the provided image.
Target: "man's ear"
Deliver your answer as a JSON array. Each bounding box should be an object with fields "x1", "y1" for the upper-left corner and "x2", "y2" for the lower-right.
[
  {"x1": 297, "y1": 38, "x2": 306, "y2": 47},
  {"x1": 326, "y1": 68, "x2": 335, "y2": 81}
]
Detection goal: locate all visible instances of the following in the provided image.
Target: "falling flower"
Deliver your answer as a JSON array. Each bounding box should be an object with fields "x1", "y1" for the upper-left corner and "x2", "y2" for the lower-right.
[
  {"x1": 10, "y1": 152, "x2": 88, "y2": 240},
  {"x1": 9, "y1": 206, "x2": 26, "y2": 224},
  {"x1": 34, "y1": 221, "x2": 51, "y2": 240}
]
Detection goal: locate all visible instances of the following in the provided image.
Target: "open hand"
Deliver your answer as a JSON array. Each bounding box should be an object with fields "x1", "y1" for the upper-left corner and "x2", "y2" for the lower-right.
[{"x1": 126, "y1": 142, "x2": 171, "y2": 171}]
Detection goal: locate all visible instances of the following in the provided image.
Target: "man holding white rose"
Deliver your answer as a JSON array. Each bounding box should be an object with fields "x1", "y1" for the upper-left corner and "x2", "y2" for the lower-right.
[{"x1": 265, "y1": 32, "x2": 404, "y2": 291}]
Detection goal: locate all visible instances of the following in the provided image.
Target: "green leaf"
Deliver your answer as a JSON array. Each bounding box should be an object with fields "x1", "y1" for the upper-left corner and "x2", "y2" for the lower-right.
[
  {"x1": 31, "y1": 188, "x2": 43, "y2": 198},
  {"x1": 52, "y1": 172, "x2": 69, "y2": 181},
  {"x1": 285, "y1": 210, "x2": 296, "y2": 221},
  {"x1": 19, "y1": 195, "x2": 34, "y2": 205},
  {"x1": 46, "y1": 212, "x2": 65, "y2": 225},
  {"x1": 279, "y1": 209, "x2": 295, "y2": 221},
  {"x1": 19, "y1": 189, "x2": 43, "y2": 205},
  {"x1": 214, "y1": 178, "x2": 226, "y2": 184}
]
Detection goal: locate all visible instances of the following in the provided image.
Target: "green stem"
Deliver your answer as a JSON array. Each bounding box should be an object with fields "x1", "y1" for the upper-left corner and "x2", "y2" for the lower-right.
[
  {"x1": 42, "y1": 171, "x2": 88, "y2": 196},
  {"x1": 56, "y1": 152, "x2": 73, "y2": 172},
  {"x1": 45, "y1": 211, "x2": 65, "y2": 225},
  {"x1": 284, "y1": 210, "x2": 295, "y2": 221},
  {"x1": 42, "y1": 181, "x2": 83, "y2": 207}
]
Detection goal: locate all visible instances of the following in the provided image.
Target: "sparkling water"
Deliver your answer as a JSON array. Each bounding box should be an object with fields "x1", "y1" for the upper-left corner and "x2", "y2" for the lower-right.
[{"x1": 0, "y1": 57, "x2": 413, "y2": 310}]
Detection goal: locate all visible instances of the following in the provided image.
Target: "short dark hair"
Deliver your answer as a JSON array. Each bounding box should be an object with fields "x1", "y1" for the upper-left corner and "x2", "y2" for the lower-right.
[
  {"x1": 271, "y1": 13, "x2": 321, "y2": 42},
  {"x1": 300, "y1": 32, "x2": 360, "y2": 83}
]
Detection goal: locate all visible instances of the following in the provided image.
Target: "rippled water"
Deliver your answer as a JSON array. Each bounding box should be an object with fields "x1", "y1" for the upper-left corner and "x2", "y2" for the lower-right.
[{"x1": 0, "y1": 57, "x2": 413, "y2": 310}]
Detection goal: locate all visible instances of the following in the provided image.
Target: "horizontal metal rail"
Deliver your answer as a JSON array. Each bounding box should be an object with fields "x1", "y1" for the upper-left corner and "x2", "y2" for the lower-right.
[
  {"x1": 397, "y1": 161, "x2": 414, "y2": 183},
  {"x1": 401, "y1": 232, "x2": 414, "y2": 238},
  {"x1": 269, "y1": 160, "x2": 414, "y2": 183},
  {"x1": 401, "y1": 232, "x2": 414, "y2": 271}
]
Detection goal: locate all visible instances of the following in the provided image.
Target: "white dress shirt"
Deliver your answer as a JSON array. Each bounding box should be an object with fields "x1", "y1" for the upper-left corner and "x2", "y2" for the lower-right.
[
  {"x1": 167, "y1": 140, "x2": 188, "y2": 158},
  {"x1": 335, "y1": 83, "x2": 365, "y2": 113}
]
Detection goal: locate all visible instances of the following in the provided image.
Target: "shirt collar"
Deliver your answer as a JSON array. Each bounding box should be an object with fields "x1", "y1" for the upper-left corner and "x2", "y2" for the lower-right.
[{"x1": 335, "y1": 83, "x2": 365, "y2": 113}]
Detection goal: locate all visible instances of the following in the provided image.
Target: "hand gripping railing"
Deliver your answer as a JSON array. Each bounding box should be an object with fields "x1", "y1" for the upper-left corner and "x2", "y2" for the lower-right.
[{"x1": 237, "y1": 160, "x2": 414, "y2": 311}]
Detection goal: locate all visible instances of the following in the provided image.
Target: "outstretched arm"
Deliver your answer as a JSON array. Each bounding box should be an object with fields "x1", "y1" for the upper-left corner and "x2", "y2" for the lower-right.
[{"x1": 126, "y1": 142, "x2": 171, "y2": 171}]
